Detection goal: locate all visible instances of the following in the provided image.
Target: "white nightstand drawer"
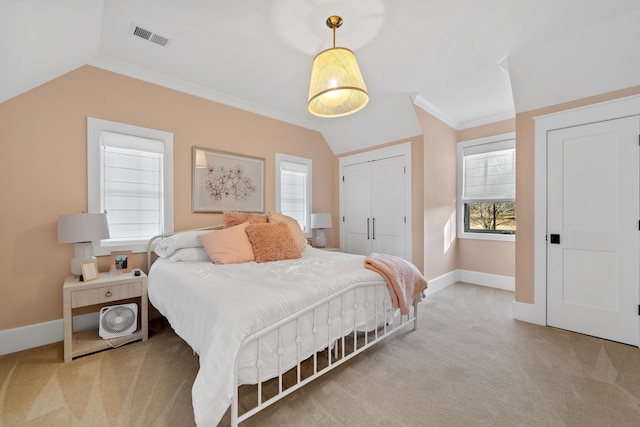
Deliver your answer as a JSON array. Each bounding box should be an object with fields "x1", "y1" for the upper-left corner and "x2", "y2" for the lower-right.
[{"x1": 71, "y1": 282, "x2": 142, "y2": 307}]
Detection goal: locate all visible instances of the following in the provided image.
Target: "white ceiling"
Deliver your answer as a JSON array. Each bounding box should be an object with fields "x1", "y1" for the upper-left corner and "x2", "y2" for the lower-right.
[{"x1": 2, "y1": 0, "x2": 640, "y2": 153}]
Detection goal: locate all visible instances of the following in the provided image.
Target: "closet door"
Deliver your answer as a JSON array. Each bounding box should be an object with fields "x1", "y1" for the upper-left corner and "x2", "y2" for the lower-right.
[
  {"x1": 371, "y1": 156, "x2": 406, "y2": 258},
  {"x1": 340, "y1": 142, "x2": 412, "y2": 260},
  {"x1": 342, "y1": 161, "x2": 372, "y2": 256}
]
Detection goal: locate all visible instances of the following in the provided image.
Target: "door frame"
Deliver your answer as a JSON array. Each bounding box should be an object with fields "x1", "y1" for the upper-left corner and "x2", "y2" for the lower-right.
[
  {"x1": 338, "y1": 142, "x2": 412, "y2": 260},
  {"x1": 514, "y1": 94, "x2": 640, "y2": 330}
]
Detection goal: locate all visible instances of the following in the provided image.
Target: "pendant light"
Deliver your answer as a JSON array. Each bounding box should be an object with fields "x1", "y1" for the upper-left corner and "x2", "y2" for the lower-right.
[{"x1": 307, "y1": 16, "x2": 369, "y2": 118}]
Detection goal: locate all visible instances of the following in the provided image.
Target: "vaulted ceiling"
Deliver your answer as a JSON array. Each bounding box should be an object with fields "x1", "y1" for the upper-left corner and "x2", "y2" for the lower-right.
[{"x1": 2, "y1": 0, "x2": 640, "y2": 153}]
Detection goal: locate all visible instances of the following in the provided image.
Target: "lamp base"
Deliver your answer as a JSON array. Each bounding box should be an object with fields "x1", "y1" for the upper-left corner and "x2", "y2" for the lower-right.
[
  {"x1": 315, "y1": 229, "x2": 327, "y2": 248},
  {"x1": 70, "y1": 242, "x2": 95, "y2": 276}
]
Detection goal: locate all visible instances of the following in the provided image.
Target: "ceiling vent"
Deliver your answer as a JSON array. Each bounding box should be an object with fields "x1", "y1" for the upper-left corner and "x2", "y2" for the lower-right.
[{"x1": 130, "y1": 24, "x2": 169, "y2": 47}]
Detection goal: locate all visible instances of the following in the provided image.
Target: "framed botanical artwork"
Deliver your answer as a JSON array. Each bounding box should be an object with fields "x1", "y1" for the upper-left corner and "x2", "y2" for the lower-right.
[
  {"x1": 192, "y1": 147, "x2": 265, "y2": 213},
  {"x1": 110, "y1": 250, "x2": 133, "y2": 273},
  {"x1": 80, "y1": 260, "x2": 99, "y2": 282}
]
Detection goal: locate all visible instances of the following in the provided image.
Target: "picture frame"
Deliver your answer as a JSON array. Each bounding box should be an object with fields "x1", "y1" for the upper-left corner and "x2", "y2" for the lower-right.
[
  {"x1": 192, "y1": 147, "x2": 265, "y2": 213},
  {"x1": 80, "y1": 260, "x2": 99, "y2": 282},
  {"x1": 110, "y1": 250, "x2": 133, "y2": 273}
]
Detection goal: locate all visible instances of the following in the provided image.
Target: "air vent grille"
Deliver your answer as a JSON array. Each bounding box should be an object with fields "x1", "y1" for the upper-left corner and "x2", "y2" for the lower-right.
[
  {"x1": 131, "y1": 24, "x2": 169, "y2": 47},
  {"x1": 133, "y1": 26, "x2": 152, "y2": 40},
  {"x1": 150, "y1": 33, "x2": 169, "y2": 47}
]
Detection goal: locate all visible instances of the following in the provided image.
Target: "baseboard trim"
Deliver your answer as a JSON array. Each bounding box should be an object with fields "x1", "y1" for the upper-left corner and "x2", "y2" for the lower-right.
[
  {"x1": 426, "y1": 269, "x2": 515, "y2": 295},
  {"x1": 457, "y1": 270, "x2": 515, "y2": 292},
  {"x1": 0, "y1": 312, "x2": 99, "y2": 356},
  {"x1": 512, "y1": 301, "x2": 546, "y2": 326},
  {"x1": 424, "y1": 270, "x2": 459, "y2": 296}
]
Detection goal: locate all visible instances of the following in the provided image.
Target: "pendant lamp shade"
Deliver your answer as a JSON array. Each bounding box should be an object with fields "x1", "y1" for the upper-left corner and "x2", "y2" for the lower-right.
[{"x1": 307, "y1": 16, "x2": 369, "y2": 118}]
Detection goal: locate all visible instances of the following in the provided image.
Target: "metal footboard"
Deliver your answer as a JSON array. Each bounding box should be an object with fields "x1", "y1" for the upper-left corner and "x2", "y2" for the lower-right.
[{"x1": 230, "y1": 280, "x2": 418, "y2": 426}]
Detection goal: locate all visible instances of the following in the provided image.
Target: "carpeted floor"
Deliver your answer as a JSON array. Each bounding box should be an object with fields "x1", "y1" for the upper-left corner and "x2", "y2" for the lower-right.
[{"x1": 2, "y1": 282, "x2": 640, "y2": 426}]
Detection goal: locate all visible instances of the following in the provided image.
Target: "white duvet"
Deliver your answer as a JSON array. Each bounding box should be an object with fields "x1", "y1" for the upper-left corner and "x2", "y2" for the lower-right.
[{"x1": 148, "y1": 247, "x2": 387, "y2": 426}]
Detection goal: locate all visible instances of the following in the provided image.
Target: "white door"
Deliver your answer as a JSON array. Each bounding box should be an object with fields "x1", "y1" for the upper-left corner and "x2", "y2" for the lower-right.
[
  {"x1": 547, "y1": 116, "x2": 640, "y2": 346},
  {"x1": 342, "y1": 161, "x2": 372, "y2": 256},
  {"x1": 371, "y1": 156, "x2": 407, "y2": 257},
  {"x1": 341, "y1": 155, "x2": 408, "y2": 258}
]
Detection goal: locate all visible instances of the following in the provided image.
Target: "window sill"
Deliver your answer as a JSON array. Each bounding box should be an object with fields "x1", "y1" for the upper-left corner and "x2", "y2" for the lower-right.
[{"x1": 458, "y1": 231, "x2": 515, "y2": 242}]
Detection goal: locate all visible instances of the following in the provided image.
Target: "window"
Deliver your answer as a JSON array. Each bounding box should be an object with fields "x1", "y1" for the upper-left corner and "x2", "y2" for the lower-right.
[
  {"x1": 88, "y1": 118, "x2": 174, "y2": 254},
  {"x1": 275, "y1": 153, "x2": 312, "y2": 237},
  {"x1": 457, "y1": 133, "x2": 515, "y2": 240}
]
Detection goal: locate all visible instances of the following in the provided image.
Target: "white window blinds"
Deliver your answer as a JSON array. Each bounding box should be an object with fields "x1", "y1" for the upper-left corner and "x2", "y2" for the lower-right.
[
  {"x1": 280, "y1": 160, "x2": 308, "y2": 232},
  {"x1": 101, "y1": 131, "x2": 164, "y2": 243},
  {"x1": 462, "y1": 139, "x2": 515, "y2": 202}
]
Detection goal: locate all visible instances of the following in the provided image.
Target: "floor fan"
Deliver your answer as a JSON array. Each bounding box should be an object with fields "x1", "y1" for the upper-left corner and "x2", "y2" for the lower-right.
[{"x1": 99, "y1": 303, "x2": 138, "y2": 339}]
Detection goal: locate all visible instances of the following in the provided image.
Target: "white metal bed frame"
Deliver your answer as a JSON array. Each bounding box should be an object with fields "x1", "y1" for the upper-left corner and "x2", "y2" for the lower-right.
[{"x1": 147, "y1": 227, "x2": 419, "y2": 426}]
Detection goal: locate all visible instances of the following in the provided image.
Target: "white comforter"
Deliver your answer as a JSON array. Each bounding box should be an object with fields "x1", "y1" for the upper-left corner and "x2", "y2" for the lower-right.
[{"x1": 148, "y1": 248, "x2": 386, "y2": 426}]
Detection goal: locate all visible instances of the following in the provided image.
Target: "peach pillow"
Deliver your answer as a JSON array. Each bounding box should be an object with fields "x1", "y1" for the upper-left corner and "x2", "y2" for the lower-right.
[
  {"x1": 224, "y1": 211, "x2": 268, "y2": 228},
  {"x1": 267, "y1": 211, "x2": 306, "y2": 253},
  {"x1": 245, "y1": 222, "x2": 301, "y2": 263},
  {"x1": 198, "y1": 222, "x2": 255, "y2": 264}
]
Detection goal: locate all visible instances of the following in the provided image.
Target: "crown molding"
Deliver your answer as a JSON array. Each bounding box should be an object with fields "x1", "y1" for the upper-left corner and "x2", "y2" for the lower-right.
[
  {"x1": 411, "y1": 93, "x2": 460, "y2": 129},
  {"x1": 88, "y1": 55, "x2": 321, "y2": 132}
]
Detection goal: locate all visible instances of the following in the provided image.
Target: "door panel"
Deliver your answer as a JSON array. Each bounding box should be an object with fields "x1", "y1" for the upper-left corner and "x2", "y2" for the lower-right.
[
  {"x1": 371, "y1": 156, "x2": 406, "y2": 258},
  {"x1": 342, "y1": 162, "x2": 371, "y2": 256},
  {"x1": 547, "y1": 116, "x2": 639, "y2": 346}
]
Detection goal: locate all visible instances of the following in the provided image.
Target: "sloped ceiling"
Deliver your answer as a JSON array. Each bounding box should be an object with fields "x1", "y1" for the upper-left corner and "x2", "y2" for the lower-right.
[{"x1": 2, "y1": 1, "x2": 640, "y2": 154}]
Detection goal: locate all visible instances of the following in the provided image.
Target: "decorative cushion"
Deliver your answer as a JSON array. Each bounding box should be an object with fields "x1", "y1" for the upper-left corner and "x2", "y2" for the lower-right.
[
  {"x1": 245, "y1": 222, "x2": 301, "y2": 263},
  {"x1": 224, "y1": 211, "x2": 268, "y2": 228},
  {"x1": 267, "y1": 211, "x2": 307, "y2": 253},
  {"x1": 153, "y1": 230, "x2": 211, "y2": 257},
  {"x1": 198, "y1": 222, "x2": 255, "y2": 264},
  {"x1": 165, "y1": 247, "x2": 211, "y2": 262}
]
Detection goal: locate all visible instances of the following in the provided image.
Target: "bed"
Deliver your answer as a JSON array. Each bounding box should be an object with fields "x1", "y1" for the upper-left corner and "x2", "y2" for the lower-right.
[{"x1": 146, "y1": 213, "x2": 426, "y2": 426}]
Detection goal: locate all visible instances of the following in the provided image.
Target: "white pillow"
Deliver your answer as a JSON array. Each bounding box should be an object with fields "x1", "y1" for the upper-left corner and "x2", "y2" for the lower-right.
[
  {"x1": 153, "y1": 230, "x2": 211, "y2": 257},
  {"x1": 165, "y1": 247, "x2": 211, "y2": 262}
]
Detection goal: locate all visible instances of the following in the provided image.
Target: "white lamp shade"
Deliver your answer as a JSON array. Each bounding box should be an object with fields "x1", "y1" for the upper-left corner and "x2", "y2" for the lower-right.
[
  {"x1": 308, "y1": 47, "x2": 369, "y2": 118},
  {"x1": 58, "y1": 213, "x2": 110, "y2": 276},
  {"x1": 311, "y1": 213, "x2": 332, "y2": 229},
  {"x1": 58, "y1": 213, "x2": 110, "y2": 243}
]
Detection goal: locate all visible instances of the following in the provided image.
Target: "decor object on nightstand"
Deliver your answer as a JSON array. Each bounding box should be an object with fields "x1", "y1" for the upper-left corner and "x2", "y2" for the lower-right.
[
  {"x1": 58, "y1": 213, "x2": 110, "y2": 278},
  {"x1": 110, "y1": 250, "x2": 133, "y2": 273},
  {"x1": 311, "y1": 213, "x2": 332, "y2": 248},
  {"x1": 80, "y1": 260, "x2": 99, "y2": 282}
]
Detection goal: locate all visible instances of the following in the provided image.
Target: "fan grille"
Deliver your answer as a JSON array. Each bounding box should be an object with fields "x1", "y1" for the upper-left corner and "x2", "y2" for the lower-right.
[{"x1": 101, "y1": 305, "x2": 137, "y2": 335}]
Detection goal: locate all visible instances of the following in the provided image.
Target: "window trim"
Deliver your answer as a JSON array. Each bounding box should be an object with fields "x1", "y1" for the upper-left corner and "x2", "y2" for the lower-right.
[
  {"x1": 457, "y1": 132, "x2": 515, "y2": 242},
  {"x1": 275, "y1": 153, "x2": 312, "y2": 238},
  {"x1": 87, "y1": 117, "x2": 174, "y2": 255}
]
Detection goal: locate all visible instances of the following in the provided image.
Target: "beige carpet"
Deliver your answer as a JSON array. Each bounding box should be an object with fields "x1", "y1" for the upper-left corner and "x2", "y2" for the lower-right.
[{"x1": 2, "y1": 282, "x2": 640, "y2": 426}]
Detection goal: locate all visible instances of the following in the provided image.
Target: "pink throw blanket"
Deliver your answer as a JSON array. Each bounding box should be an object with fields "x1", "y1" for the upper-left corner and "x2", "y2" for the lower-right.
[{"x1": 364, "y1": 252, "x2": 427, "y2": 315}]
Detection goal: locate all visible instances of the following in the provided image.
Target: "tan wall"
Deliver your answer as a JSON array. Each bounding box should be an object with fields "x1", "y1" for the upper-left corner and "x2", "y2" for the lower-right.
[
  {"x1": 515, "y1": 85, "x2": 640, "y2": 304},
  {"x1": 414, "y1": 107, "x2": 458, "y2": 280},
  {"x1": 0, "y1": 65, "x2": 336, "y2": 330},
  {"x1": 457, "y1": 119, "x2": 516, "y2": 278},
  {"x1": 335, "y1": 136, "x2": 425, "y2": 273}
]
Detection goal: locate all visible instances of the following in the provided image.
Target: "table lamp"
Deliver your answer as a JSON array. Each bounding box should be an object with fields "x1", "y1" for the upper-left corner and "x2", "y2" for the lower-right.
[
  {"x1": 58, "y1": 213, "x2": 110, "y2": 276},
  {"x1": 311, "y1": 213, "x2": 332, "y2": 248}
]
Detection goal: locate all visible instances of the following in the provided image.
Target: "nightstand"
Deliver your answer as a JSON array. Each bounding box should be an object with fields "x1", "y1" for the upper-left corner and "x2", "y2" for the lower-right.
[{"x1": 63, "y1": 271, "x2": 148, "y2": 362}]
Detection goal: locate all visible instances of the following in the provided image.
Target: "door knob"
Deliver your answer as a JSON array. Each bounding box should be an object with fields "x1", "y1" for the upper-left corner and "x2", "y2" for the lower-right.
[{"x1": 550, "y1": 234, "x2": 560, "y2": 244}]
